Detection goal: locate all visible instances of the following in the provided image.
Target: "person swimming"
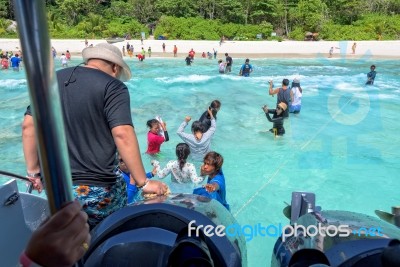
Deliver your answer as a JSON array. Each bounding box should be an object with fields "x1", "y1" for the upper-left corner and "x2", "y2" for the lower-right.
[{"x1": 262, "y1": 102, "x2": 287, "y2": 136}]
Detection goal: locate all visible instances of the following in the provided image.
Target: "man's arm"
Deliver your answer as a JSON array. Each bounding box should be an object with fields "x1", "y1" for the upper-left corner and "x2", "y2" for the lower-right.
[
  {"x1": 290, "y1": 89, "x2": 294, "y2": 103},
  {"x1": 269, "y1": 82, "x2": 279, "y2": 95},
  {"x1": 112, "y1": 125, "x2": 148, "y2": 186},
  {"x1": 22, "y1": 115, "x2": 40, "y2": 173},
  {"x1": 22, "y1": 114, "x2": 43, "y2": 192},
  {"x1": 112, "y1": 125, "x2": 167, "y2": 195}
]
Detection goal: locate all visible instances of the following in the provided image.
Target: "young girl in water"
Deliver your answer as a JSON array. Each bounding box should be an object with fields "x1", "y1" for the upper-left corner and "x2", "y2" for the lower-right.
[
  {"x1": 146, "y1": 119, "x2": 169, "y2": 155},
  {"x1": 152, "y1": 143, "x2": 204, "y2": 184}
]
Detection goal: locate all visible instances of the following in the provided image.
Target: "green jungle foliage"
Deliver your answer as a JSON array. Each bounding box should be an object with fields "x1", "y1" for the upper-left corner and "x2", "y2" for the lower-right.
[{"x1": 0, "y1": 0, "x2": 399, "y2": 40}]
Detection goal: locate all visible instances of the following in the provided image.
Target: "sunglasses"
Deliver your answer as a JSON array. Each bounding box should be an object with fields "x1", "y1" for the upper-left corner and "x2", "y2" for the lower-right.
[{"x1": 276, "y1": 107, "x2": 282, "y2": 110}]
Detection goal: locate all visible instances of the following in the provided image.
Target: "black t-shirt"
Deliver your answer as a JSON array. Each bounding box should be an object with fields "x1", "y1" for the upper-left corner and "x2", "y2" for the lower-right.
[
  {"x1": 226, "y1": 56, "x2": 232, "y2": 66},
  {"x1": 25, "y1": 67, "x2": 133, "y2": 186}
]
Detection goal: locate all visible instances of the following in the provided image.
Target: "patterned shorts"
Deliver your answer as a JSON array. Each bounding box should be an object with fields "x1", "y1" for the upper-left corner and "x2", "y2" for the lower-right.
[{"x1": 73, "y1": 174, "x2": 127, "y2": 229}]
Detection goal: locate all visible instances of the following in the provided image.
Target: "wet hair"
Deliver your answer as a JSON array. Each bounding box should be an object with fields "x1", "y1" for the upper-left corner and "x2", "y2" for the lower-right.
[
  {"x1": 191, "y1": 121, "x2": 204, "y2": 134},
  {"x1": 245, "y1": 58, "x2": 249, "y2": 62},
  {"x1": 210, "y1": 100, "x2": 221, "y2": 110},
  {"x1": 146, "y1": 119, "x2": 159, "y2": 129},
  {"x1": 371, "y1": 65, "x2": 376, "y2": 69},
  {"x1": 218, "y1": 59, "x2": 222, "y2": 63},
  {"x1": 225, "y1": 53, "x2": 228, "y2": 56},
  {"x1": 282, "y1": 79, "x2": 290, "y2": 86},
  {"x1": 176, "y1": 143, "x2": 190, "y2": 170},
  {"x1": 203, "y1": 151, "x2": 224, "y2": 173}
]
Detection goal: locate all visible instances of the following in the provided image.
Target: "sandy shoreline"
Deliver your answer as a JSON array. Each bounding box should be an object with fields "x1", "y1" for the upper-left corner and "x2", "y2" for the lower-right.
[{"x1": 1, "y1": 38, "x2": 400, "y2": 59}]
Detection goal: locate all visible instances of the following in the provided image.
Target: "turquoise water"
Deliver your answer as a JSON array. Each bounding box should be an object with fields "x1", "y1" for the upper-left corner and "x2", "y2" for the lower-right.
[{"x1": 1, "y1": 56, "x2": 400, "y2": 266}]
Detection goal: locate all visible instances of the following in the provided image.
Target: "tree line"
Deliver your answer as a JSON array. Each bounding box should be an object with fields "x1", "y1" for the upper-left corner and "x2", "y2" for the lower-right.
[{"x1": 0, "y1": 0, "x2": 399, "y2": 40}]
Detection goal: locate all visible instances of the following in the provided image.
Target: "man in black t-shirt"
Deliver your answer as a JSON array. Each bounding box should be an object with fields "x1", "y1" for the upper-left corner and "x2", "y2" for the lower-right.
[
  {"x1": 22, "y1": 43, "x2": 168, "y2": 228},
  {"x1": 225, "y1": 53, "x2": 232, "y2": 73}
]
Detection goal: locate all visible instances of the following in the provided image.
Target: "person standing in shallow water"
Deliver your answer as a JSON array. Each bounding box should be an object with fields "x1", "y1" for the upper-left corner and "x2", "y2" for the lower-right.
[
  {"x1": 199, "y1": 100, "x2": 221, "y2": 133},
  {"x1": 225, "y1": 53, "x2": 233, "y2": 73},
  {"x1": 366, "y1": 65, "x2": 376, "y2": 85},
  {"x1": 262, "y1": 102, "x2": 287, "y2": 136},
  {"x1": 152, "y1": 143, "x2": 204, "y2": 184},
  {"x1": 192, "y1": 151, "x2": 230, "y2": 210},
  {"x1": 269, "y1": 78, "x2": 290, "y2": 118},
  {"x1": 239, "y1": 58, "x2": 253, "y2": 77},
  {"x1": 177, "y1": 108, "x2": 216, "y2": 162}
]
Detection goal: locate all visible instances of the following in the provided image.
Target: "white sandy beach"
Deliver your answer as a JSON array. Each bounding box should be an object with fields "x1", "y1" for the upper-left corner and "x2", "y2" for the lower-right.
[{"x1": 1, "y1": 38, "x2": 400, "y2": 59}]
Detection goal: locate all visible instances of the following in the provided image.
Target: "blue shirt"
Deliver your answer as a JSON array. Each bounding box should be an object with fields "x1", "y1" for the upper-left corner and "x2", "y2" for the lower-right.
[
  {"x1": 240, "y1": 63, "x2": 253, "y2": 77},
  {"x1": 118, "y1": 169, "x2": 153, "y2": 204},
  {"x1": 10, "y1": 56, "x2": 21, "y2": 68},
  {"x1": 193, "y1": 169, "x2": 230, "y2": 210}
]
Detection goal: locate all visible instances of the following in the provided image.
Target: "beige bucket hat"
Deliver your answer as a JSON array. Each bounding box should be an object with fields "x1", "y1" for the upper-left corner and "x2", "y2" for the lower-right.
[{"x1": 82, "y1": 43, "x2": 131, "y2": 82}]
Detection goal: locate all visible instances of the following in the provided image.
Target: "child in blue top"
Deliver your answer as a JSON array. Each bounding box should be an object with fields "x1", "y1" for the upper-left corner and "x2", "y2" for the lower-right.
[
  {"x1": 116, "y1": 155, "x2": 156, "y2": 204},
  {"x1": 193, "y1": 151, "x2": 230, "y2": 210}
]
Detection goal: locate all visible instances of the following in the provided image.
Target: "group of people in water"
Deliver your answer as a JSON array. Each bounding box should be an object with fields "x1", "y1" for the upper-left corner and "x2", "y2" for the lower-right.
[
  {"x1": 1, "y1": 50, "x2": 22, "y2": 71},
  {"x1": 17, "y1": 41, "x2": 381, "y2": 266}
]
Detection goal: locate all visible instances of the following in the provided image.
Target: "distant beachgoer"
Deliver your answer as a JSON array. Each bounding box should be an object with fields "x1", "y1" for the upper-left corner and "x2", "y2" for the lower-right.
[
  {"x1": 141, "y1": 47, "x2": 145, "y2": 56},
  {"x1": 219, "y1": 36, "x2": 225, "y2": 46},
  {"x1": 10, "y1": 53, "x2": 21, "y2": 71},
  {"x1": 199, "y1": 100, "x2": 221, "y2": 133},
  {"x1": 185, "y1": 54, "x2": 192, "y2": 66},
  {"x1": 127, "y1": 42, "x2": 130, "y2": 51},
  {"x1": 213, "y1": 48, "x2": 217, "y2": 59},
  {"x1": 51, "y1": 46, "x2": 57, "y2": 59},
  {"x1": 366, "y1": 65, "x2": 377, "y2": 85},
  {"x1": 189, "y1": 48, "x2": 195, "y2": 59},
  {"x1": 225, "y1": 53, "x2": 233, "y2": 73},
  {"x1": 201, "y1": 52, "x2": 206, "y2": 58},
  {"x1": 262, "y1": 102, "x2": 287, "y2": 136},
  {"x1": 85, "y1": 38, "x2": 88, "y2": 47},
  {"x1": 177, "y1": 109, "x2": 216, "y2": 162},
  {"x1": 207, "y1": 52, "x2": 213, "y2": 59},
  {"x1": 1, "y1": 55, "x2": 9, "y2": 69},
  {"x1": 162, "y1": 43, "x2": 166, "y2": 52},
  {"x1": 218, "y1": 59, "x2": 226, "y2": 74},
  {"x1": 152, "y1": 143, "x2": 204, "y2": 184},
  {"x1": 269, "y1": 79, "x2": 290, "y2": 118},
  {"x1": 352, "y1": 42, "x2": 357, "y2": 54},
  {"x1": 239, "y1": 58, "x2": 253, "y2": 77},
  {"x1": 122, "y1": 46, "x2": 126, "y2": 56},
  {"x1": 60, "y1": 53, "x2": 68, "y2": 68},
  {"x1": 146, "y1": 118, "x2": 169, "y2": 155},
  {"x1": 173, "y1": 45, "x2": 178, "y2": 57},
  {"x1": 66, "y1": 50, "x2": 71, "y2": 60},
  {"x1": 193, "y1": 151, "x2": 229, "y2": 210},
  {"x1": 136, "y1": 54, "x2": 144, "y2": 61},
  {"x1": 148, "y1": 47, "x2": 152, "y2": 57},
  {"x1": 289, "y1": 78, "x2": 302, "y2": 114},
  {"x1": 329, "y1": 47, "x2": 334, "y2": 58},
  {"x1": 141, "y1": 37, "x2": 144, "y2": 45}
]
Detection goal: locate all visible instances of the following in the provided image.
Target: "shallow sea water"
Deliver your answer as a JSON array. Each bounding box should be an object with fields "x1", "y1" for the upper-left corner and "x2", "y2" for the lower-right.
[{"x1": 1, "y1": 54, "x2": 399, "y2": 266}]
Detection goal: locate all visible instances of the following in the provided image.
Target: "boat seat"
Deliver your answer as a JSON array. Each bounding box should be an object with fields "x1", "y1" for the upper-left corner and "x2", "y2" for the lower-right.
[{"x1": 0, "y1": 179, "x2": 48, "y2": 266}]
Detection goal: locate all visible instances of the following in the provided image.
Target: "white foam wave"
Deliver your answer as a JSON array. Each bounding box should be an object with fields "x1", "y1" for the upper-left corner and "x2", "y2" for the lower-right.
[
  {"x1": 0, "y1": 79, "x2": 26, "y2": 88},
  {"x1": 156, "y1": 75, "x2": 213, "y2": 84}
]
